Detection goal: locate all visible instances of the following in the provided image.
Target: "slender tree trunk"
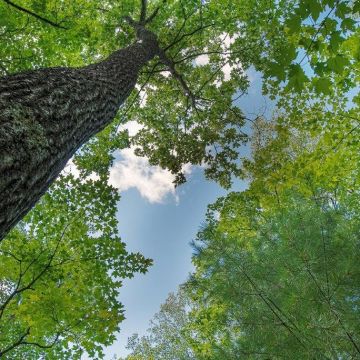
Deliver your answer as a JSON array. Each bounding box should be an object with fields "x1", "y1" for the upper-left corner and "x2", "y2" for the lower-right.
[{"x1": 0, "y1": 31, "x2": 159, "y2": 241}]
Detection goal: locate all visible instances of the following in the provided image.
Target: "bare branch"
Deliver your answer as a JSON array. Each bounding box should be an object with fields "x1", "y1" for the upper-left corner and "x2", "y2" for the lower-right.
[
  {"x1": 0, "y1": 326, "x2": 61, "y2": 356},
  {"x1": 0, "y1": 250, "x2": 21, "y2": 263},
  {"x1": 144, "y1": 0, "x2": 166, "y2": 24},
  {"x1": 145, "y1": 7, "x2": 159, "y2": 24},
  {"x1": 174, "y1": 50, "x2": 231, "y2": 64},
  {"x1": 299, "y1": 2, "x2": 339, "y2": 65},
  {"x1": 23, "y1": 332, "x2": 61, "y2": 350}
]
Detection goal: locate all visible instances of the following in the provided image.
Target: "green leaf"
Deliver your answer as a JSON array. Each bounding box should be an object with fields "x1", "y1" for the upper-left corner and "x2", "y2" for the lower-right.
[
  {"x1": 266, "y1": 62, "x2": 287, "y2": 81},
  {"x1": 308, "y1": 0, "x2": 322, "y2": 21},
  {"x1": 313, "y1": 77, "x2": 332, "y2": 95},
  {"x1": 335, "y1": 2, "x2": 351, "y2": 18},
  {"x1": 341, "y1": 18, "x2": 356, "y2": 32},
  {"x1": 296, "y1": 2, "x2": 310, "y2": 19},
  {"x1": 327, "y1": 54, "x2": 350, "y2": 73},
  {"x1": 354, "y1": 0, "x2": 360, "y2": 13},
  {"x1": 285, "y1": 15, "x2": 301, "y2": 33},
  {"x1": 286, "y1": 64, "x2": 309, "y2": 92},
  {"x1": 329, "y1": 31, "x2": 344, "y2": 52},
  {"x1": 322, "y1": 18, "x2": 338, "y2": 34}
]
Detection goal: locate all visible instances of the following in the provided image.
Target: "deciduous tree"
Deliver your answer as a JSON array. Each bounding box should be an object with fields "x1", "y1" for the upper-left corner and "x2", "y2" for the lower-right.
[{"x1": 2, "y1": 0, "x2": 358, "y2": 240}]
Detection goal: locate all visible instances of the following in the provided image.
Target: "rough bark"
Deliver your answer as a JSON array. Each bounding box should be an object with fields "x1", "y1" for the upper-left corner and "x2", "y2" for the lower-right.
[{"x1": 0, "y1": 29, "x2": 159, "y2": 241}]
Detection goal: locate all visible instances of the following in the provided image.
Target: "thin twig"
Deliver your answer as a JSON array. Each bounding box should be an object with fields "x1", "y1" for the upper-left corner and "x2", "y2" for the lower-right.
[
  {"x1": 299, "y1": 1, "x2": 339, "y2": 65},
  {"x1": 163, "y1": 23, "x2": 214, "y2": 52}
]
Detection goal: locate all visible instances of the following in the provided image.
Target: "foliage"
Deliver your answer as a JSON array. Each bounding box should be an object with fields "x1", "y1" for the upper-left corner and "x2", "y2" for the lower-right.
[
  {"x1": 0, "y1": 174, "x2": 151, "y2": 359},
  {"x1": 187, "y1": 191, "x2": 360, "y2": 359},
  {"x1": 251, "y1": 0, "x2": 360, "y2": 97},
  {"x1": 1, "y1": 0, "x2": 358, "y2": 186},
  {"x1": 120, "y1": 289, "x2": 195, "y2": 360},
  {"x1": 184, "y1": 82, "x2": 359, "y2": 357},
  {"x1": 1, "y1": 0, "x2": 360, "y2": 357},
  {"x1": 75, "y1": 0, "x2": 359, "y2": 186},
  {"x1": 0, "y1": 0, "x2": 154, "y2": 357},
  {"x1": 0, "y1": 0, "x2": 131, "y2": 73},
  {"x1": 123, "y1": 98, "x2": 360, "y2": 358}
]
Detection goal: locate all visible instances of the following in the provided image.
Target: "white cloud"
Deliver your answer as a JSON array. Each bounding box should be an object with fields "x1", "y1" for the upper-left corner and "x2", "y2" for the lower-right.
[
  {"x1": 62, "y1": 158, "x2": 81, "y2": 178},
  {"x1": 161, "y1": 70, "x2": 171, "y2": 78},
  {"x1": 217, "y1": 33, "x2": 242, "y2": 86},
  {"x1": 62, "y1": 144, "x2": 190, "y2": 204},
  {"x1": 111, "y1": 121, "x2": 195, "y2": 203},
  {"x1": 195, "y1": 54, "x2": 210, "y2": 66},
  {"x1": 223, "y1": 33, "x2": 237, "y2": 47},
  {"x1": 119, "y1": 120, "x2": 144, "y2": 136},
  {"x1": 222, "y1": 63, "x2": 233, "y2": 81},
  {"x1": 62, "y1": 159, "x2": 100, "y2": 181},
  {"x1": 109, "y1": 148, "x2": 192, "y2": 204}
]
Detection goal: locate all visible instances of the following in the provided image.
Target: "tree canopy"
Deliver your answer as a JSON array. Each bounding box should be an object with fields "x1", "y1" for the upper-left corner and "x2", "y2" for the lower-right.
[
  {"x1": 3, "y1": 0, "x2": 358, "y2": 189},
  {"x1": 123, "y1": 101, "x2": 360, "y2": 359},
  {"x1": 0, "y1": 0, "x2": 359, "y2": 358}
]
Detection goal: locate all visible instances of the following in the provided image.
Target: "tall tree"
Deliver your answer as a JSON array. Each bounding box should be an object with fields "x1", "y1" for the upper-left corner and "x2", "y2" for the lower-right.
[
  {"x1": 0, "y1": 1, "x2": 161, "y2": 241},
  {"x1": 1, "y1": 0, "x2": 358, "y2": 356},
  {"x1": 1, "y1": 0, "x2": 358, "y2": 240},
  {"x1": 0, "y1": 0, "x2": 251, "y2": 240}
]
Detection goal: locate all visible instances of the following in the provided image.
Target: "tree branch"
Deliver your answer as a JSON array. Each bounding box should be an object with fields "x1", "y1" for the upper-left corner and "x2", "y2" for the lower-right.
[
  {"x1": 0, "y1": 221, "x2": 72, "y2": 320},
  {"x1": 298, "y1": 1, "x2": 339, "y2": 65},
  {"x1": 2, "y1": 0, "x2": 68, "y2": 29},
  {"x1": 0, "y1": 326, "x2": 61, "y2": 357},
  {"x1": 115, "y1": 61, "x2": 161, "y2": 133},
  {"x1": 139, "y1": 0, "x2": 147, "y2": 24},
  {"x1": 158, "y1": 49, "x2": 197, "y2": 108},
  {"x1": 0, "y1": 327, "x2": 30, "y2": 357},
  {"x1": 23, "y1": 332, "x2": 61, "y2": 350},
  {"x1": 163, "y1": 23, "x2": 214, "y2": 52}
]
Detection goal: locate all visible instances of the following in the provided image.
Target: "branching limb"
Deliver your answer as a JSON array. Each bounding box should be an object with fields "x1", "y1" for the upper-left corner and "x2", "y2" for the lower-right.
[
  {"x1": 125, "y1": 0, "x2": 165, "y2": 27},
  {"x1": 163, "y1": 23, "x2": 214, "y2": 52},
  {"x1": 158, "y1": 49, "x2": 197, "y2": 108},
  {"x1": 115, "y1": 61, "x2": 162, "y2": 133},
  {"x1": 139, "y1": 0, "x2": 147, "y2": 23},
  {"x1": 2, "y1": 0, "x2": 68, "y2": 29},
  {"x1": 0, "y1": 326, "x2": 61, "y2": 356},
  {"x1": 0, "y1": 221, "x2": 72, "y2": 320},
  {"x1": 0, "y1": 327, "x2": 30, "y2": 357},
  {"x1": 299, "y1": 1, "x2": 339, "y2": 65},
  {"x1": 124, "y1": 1, "x2": 213, "y2": 116},
  {"x1": 0, "y1": 16, "x2": 29, "y2": 37},
  {"x1": 145, "y1": 0, "x2": 166, "y2": 24},
  {"x1": 145, "y1": 6, "x2": 160, "y2": 24},
  {"x1": 22, "y1": 332, "x2": 61, "y2": 350}
]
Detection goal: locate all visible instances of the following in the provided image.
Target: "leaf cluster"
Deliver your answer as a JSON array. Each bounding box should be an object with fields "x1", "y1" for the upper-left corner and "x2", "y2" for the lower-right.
[{"x1": 0, "y1": 175, "x2": 151, "y2": 359}]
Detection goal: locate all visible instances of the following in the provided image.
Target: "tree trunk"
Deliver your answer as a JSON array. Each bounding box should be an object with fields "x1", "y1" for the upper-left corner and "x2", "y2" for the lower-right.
[{"x1": 0, "y1": 32, "x2": 159, "y2": 241}]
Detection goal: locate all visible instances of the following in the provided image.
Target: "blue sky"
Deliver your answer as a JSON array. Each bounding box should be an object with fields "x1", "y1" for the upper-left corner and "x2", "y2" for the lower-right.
[
  {"x1": 100, "y1": 68, "x2": 270, "y2": 359},
  {"x1": 104, "y1": 170, "x2": 231, "y2": 358}
]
